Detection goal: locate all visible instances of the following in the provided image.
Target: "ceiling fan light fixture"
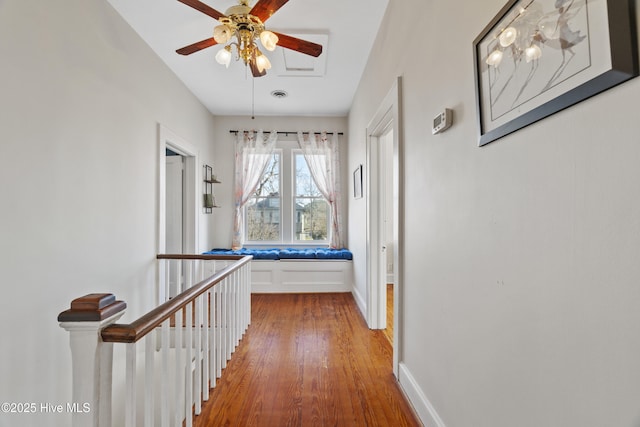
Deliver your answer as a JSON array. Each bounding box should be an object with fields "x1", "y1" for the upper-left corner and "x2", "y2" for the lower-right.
[
  {"x1": 176, "y1": 0, "x2": 324, "y2": 78},
  {"x1": 215, "y1": 46, "x2": 232, "y2": 68},
  {"x1": 260, "y1": 30, "x2": 279, "y2": 51},
  {"x1": 255, "y1": 52, "x2": 272, "y2": 73},
  {"x1": 213, "y1": 24, "x2": 233, "y2": 44}
]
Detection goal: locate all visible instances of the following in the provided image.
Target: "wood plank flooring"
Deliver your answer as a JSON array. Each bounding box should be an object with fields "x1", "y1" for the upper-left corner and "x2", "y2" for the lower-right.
[
  {"x1": 193, "y1": 292, "x2": 421, "y2": 427},
  {"x1": 383, "y1": 284, "x2": 393, "y2": 345}
]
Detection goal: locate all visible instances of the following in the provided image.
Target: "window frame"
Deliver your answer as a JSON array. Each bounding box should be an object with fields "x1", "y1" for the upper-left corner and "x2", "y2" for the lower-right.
[
  {"x1": 243, "y1": 141, "x2": 329, "y2": 246},
  {"x1": 292, "y1": 149, "x2": 330, "y2": 243}
]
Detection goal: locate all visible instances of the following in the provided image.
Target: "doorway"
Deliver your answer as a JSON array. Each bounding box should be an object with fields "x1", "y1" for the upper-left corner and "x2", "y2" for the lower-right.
[
  {"x1": 165, "y1": 149, "x2": 185, "y2": 296},
  {"x1": 366, "y1": 77, "x2": 403, "y2": 377},
  {"x1": 166, "y1": 149, "x2": 185, "y2": 255},
  {"x1": 158, "y1": 124, "x2": 199, "y2": 302}
]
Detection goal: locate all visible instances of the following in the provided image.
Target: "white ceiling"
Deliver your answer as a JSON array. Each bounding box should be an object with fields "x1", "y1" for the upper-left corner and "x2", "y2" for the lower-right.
[{"x1": 106, "y1": 0, "x2": 389, "y2": 117}]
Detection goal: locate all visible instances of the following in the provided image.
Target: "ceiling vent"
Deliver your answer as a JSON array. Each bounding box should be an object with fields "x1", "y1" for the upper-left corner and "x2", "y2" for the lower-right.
[{"x1": 274, "y1": 33, "x2": 328, "y2": 77}]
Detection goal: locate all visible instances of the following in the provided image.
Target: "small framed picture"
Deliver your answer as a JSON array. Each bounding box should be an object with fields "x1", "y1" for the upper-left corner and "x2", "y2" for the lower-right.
[{"x1": 353, "y1": 164, "x2": 363, "y2": 199}]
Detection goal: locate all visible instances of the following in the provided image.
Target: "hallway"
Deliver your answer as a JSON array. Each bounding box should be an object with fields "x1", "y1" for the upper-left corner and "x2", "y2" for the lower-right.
[{"x1": 193, "y1": 292, "x2": 420, "y2": 426}]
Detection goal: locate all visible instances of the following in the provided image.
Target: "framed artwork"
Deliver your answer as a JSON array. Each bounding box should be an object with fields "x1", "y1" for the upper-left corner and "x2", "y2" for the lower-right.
[
  {"x1": 473, "y1": 0, "x2": 638, "y2": 146},
  {"x1": 353, "y1": 165, "x2": 363, "y2": 199}
]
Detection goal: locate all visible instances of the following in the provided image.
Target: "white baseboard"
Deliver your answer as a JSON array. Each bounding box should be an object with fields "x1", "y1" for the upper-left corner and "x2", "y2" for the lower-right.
[
  {"x1": 351, "y1": 284, "x2": 366, "y2": 318},
  {"x1": 398, "y1": 362, "x2": 446, "y2": 427}
]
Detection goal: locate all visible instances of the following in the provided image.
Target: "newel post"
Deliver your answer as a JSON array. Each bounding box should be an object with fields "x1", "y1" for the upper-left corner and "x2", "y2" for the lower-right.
[{"x1": 58, "y1": 294, "x2": 126, "y2": 427}]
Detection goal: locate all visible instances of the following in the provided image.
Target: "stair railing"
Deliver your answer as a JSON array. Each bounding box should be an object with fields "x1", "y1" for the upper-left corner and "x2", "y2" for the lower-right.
[{"x1": 58, "y1": 254, "x2": 252, "y2": 427}]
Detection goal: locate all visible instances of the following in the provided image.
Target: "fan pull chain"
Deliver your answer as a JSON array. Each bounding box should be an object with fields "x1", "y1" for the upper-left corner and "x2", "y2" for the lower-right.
[{"x1": 251, "y1": 77, "x2": 255, "y2": 120}]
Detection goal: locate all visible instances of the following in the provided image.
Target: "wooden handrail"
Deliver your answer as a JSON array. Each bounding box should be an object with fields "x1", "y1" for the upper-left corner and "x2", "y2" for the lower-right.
[
  {"x1": 157, "y1": 254, "x2": 246, "y2": 261},
  {"x1": 101, "y1": 255, "x2": 252, "y2": 343}
]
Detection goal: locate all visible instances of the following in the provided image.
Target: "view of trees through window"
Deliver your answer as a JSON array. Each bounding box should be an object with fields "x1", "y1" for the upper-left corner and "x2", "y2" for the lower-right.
[
  {"x1": 245, "y1": 150, "x2": 329, "y2": 242},
  {"x1": 295, "y1": 154, "x2": 329, "y2": 241},
  {"x1": 246, "y1": 152, "x2": 281, "y2": 241}
]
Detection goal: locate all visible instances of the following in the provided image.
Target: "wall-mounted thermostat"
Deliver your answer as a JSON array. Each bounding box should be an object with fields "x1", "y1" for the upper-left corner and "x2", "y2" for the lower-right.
[{"x1": 432, "y1": 108, "x2": 453, "y2": 135}]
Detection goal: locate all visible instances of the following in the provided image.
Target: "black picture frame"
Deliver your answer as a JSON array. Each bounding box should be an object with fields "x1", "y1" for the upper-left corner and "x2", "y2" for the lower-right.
[{"x1": 473, "y1": 0, "x2": 638, "y2": 146}]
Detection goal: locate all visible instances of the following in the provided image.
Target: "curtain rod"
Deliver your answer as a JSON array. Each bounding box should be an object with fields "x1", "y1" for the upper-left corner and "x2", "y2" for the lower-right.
[{"x1": 229, "y1": 130, "x2": 343, "y2": 136}]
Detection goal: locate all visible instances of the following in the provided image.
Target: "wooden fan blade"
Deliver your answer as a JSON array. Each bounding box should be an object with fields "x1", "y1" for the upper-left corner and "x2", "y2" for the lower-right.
[
  {"x1": 176, "y1": 37, "x2": 218, "y2": 55},
  {"x1": 249, "y1": 60, "x2": 267, "y2": 78},
  {"x1": 177, "y1": 0, "x2": 225, "y2": 20},
  {"x1": 272, "y1": 32, "x2": 323, "y2": 57},
  {"x1": 250, "y1": 0, "x2": 289, "y2": 23}
]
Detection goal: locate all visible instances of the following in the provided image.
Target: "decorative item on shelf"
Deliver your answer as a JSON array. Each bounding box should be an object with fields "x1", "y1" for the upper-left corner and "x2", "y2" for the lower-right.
[
  {"x1": 203, "y1": 164, "x2": 221, "y2": 214},
  {"x1": 203, "y1": 194, "x2": 217, "y2": 208}
]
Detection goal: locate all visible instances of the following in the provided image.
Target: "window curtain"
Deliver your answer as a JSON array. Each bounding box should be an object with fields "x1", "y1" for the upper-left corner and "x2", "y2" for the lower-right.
[
  {"x1": 297, "y1": 131, "x2": 344, "y2": 248},
  {"x1": 232, "y1": 130, "x2": 278, "y2": 250}
]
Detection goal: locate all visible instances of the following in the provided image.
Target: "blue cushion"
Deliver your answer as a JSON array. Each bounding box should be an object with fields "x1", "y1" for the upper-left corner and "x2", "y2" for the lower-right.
[
  {"x1": 278, "y1": 248, "x2": 317, "y2": 259},
  {"x1": 315, "y1": 248, "x2": 353, "y2": 260},
  {"x1": 204, "y1": 247, "x2": 352, "y2": 260},
  {"x1": 240, "y1": 248, "x2": 280, "y2": 260}
]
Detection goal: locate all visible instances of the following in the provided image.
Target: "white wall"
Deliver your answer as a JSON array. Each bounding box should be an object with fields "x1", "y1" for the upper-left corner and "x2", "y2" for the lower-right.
[
  {"x1": 210, "y1": 115, "x2": 348, "y2": 249},
  {"x1": 0, "y1": 1, "x2": 217, "y2": 426},
  {"x1": 349, "y1": 0, "x2": 640, "y2": 426}
]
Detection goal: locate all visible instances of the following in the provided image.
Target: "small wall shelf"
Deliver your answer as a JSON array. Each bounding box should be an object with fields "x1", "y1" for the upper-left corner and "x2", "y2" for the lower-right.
[{"x1": 203, "y1": 164, "x2": 221, "y2": 214}]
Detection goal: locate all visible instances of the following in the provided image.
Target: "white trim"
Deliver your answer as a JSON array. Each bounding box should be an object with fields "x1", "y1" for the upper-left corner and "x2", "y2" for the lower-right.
[
  {"x1": 158, "y1": 124, "x2": 199, "y2": 255},
  {"x1": 249, "y1": 259, "x2": 352, "y2": 293},
  {"x1": 398, "y1": 362, "x2": 447, "y2": 427},
  {"x1": 351, "y1": 283, "x2": 367, "y2": 319},
  {"x1": 158, "y1": 124, "x2": 199, "y2": 305},
  {"x1": 365, "y1": 76, "x2": 404, "y2": 377}
]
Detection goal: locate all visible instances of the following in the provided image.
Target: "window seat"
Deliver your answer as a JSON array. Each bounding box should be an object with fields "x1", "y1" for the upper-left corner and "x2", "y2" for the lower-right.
[
  {"x1": 203, "y1": 248, "x2": 353, "y2": 293},
  {"x1": 204, "y1": 247, "x2": 353, "y2": 260}
]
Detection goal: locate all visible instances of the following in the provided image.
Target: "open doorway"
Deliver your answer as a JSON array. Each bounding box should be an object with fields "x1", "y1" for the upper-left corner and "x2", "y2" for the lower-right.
[
  {"x1": 381, "y1": 129, "x2": 395, "y2": 345},
  {"x1": 166, "y1": 149, "x2": 185, "y2": 255},
  {"x1": 158, "y1": 124, "x2": 199, "y2": 302},
  {"x1": 366, "y1": 77, "x2": 403, "y2": 377},
  {"x1": 165, "y1": 149, "x2": 185, "y2": 296}
]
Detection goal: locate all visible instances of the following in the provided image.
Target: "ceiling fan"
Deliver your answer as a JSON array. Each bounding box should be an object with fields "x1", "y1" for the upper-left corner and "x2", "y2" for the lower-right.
[{"x1": 176, "y1": 0, "x2": 323, "y2": 77}]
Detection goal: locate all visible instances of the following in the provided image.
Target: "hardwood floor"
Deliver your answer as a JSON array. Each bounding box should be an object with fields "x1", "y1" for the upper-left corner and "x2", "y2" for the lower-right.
[
  {"x1": 383, "y1": 284, "x2": 393, "y2": 345},
  {"x1": 193, "y1": 293, "x2": 420, "y2": 427}
]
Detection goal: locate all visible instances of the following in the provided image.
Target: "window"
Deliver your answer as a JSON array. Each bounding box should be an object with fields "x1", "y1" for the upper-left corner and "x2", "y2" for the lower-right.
[
  {"x1": 294, "y1": 153, "x2": 329, "y2": 241},
  {"x1": 245, "y1": 145, "x2": 329, "y2": 244},
  {"x1": 245, "y1": 151, "x2": 281, "y2": 241}
]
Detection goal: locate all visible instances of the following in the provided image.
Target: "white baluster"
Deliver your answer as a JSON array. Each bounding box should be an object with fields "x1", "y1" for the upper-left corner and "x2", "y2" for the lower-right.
[
  {"x1": 215, "y1": 285, "x2": 222, "y2": 378},
  {"x1": 203, "y1": 290, "x2": 210, "y2": 401},
  {"x1": 161, "y1": 318, "x2": 170, "y2": 427},
  {"x1": 185, "y1": 302, "x2": 193, "y2": 427},
  {"x1": 194, "y1": 295, "x2": 202, "y2": 415},
  {"x1": 125, "y1": 343, "x2": 136, "y2": 427},
  {"x1": 208, "y1": 288, "x2": 216, "y2": 389},
  {"x1": 144, "y1": 334, "x2": 154, "y2": 427},
  {"x1": 175, "y1": 307, "x2": 184, "y2": 426}
]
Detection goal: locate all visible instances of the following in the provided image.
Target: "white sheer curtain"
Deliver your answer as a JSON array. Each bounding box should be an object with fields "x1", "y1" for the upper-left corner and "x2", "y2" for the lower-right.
[
  {"x1": 297, "y1": 131, "x2": 344, "y2": 248},
  {"x1": 232, "y1": 130, "x2": 278, "y2": 250}
]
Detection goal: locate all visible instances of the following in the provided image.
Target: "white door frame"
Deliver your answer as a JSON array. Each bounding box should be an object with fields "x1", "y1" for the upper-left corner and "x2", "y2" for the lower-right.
[
  {"x1": 366, "y1": 77, "x2": 403, "y2": 377},
  {"x1": 158, "y1": 124, "x2": 199, "y2": 255}
]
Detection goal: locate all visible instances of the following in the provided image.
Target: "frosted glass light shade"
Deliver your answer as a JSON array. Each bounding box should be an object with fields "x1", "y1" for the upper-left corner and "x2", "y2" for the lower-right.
[
  {"x1": 260, "y1": 31, "x2": 279, "y2": 51},
  {"x1": 215, "y1": 47, "x2": 232, "y2": 68},
  {"x1": 213, "y1": 25, "x2": 233, "y2": 44},
  {"x1": 255, "y1": 53, "x2": 271, "y2": 72}
]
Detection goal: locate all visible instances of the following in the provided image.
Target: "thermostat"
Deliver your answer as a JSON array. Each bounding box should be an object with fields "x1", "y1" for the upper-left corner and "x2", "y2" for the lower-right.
[{"x1": 432, "y1": 108, "x2": 453, "y2": 135}]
